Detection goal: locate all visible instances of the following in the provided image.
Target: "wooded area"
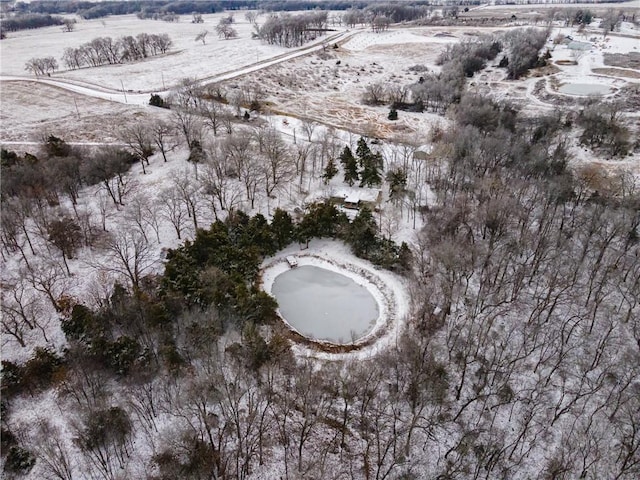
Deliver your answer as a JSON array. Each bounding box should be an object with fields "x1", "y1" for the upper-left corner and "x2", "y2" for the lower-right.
[{"x1": 2, "y1": 89, "x2": 638, "y2": 476}]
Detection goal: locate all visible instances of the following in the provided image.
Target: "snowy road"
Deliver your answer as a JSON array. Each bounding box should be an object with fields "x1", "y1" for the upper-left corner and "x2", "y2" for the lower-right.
[{"x1": 0, "y1": 29, "x2": 362, "y2": 106}]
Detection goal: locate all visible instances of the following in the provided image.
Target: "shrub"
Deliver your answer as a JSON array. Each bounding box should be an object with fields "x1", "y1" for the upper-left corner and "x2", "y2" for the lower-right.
[
  {"x1": 149, "y1": 94, "x2": 167, "y2": 108},
  {"x1": 4, "y1": 446, "x2": 36, "y2": 475}
]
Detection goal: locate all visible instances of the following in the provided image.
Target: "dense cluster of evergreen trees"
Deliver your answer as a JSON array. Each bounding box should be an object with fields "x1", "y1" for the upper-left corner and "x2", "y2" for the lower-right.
[{"x1": 337, "y1": 137, "x2": 384, "y2": 188}]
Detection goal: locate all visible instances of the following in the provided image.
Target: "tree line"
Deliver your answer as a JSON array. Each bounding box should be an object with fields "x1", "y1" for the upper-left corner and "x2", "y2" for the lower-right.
[
  {"x1": 61, "y1": 33, "x2": 172, "y2": 70},
  {"x1": 8, "y1": 1, "x2": 416, "y2": 18},
  {"x1": 0, "y1": 13, "x2": 64, "y2": 34},
  {"x1": 25, "y1": 32, "x2": 172, "y2": 75},
  {"x1": 258, "y1": 11, "x2": 329, "y2": 47}
]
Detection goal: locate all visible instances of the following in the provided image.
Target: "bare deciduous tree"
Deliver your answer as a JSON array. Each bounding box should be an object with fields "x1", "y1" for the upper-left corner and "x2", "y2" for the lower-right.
[
  {"x1": 1, "y1": 279, "x2": 48, "y2": 347},
  {"x1": 216, "y1": 19, "x2": 238, "y2": 40},
  {"x1": 118, "y1": 124, "x2": 155, "y2": 174},
  {"x1": 201, "y1": 149, "x2": 244, "y2": 219},
  {"x1": 25, "y1": 56, "x2": 58, "y2": 76},
  {"x1": 255, "y1": 126, "x2": 293, "y2": 198},
  {"x1": 103, "y1": 230, "x2": 156, "y2": 289},
  {"x1": 33, "y1": 420, "x2": 75, "y2": 480},
  {"x1": 62, "y1": 18, "x2": 77, "y2": 33},
  {"x1": 200, "y1": 100, "x2": 226, "y2": 137},
  {"x1": 195, "y1": 30, "x2": 209, "y2": 44},
  {"x1": 150, "y1": 120, "x2": 178, "y2": 163},
  {"x1": 362, "y1": 82, "x2": 387, "y2": 105},
  {"x1": 23, "y1": 260, "x2": 69, "y2": 312},
  {"x1": 159, "y1": 186, "x2": 189, "y2": 240},
  {"x1": 172, "y1": 171, "x2": 202, "y2": 231}
]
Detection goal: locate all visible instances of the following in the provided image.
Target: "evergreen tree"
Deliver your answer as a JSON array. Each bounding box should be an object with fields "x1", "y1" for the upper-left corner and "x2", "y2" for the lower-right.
[
  {"x1": 386, "y1": 167, "x2": 407, "y2": 203},
  {"x1": 340, "y1": 147, "x2": 359, "y2": 186},
  {"x1": 149, "y1": 94, "x2": 166, "y2": 108},
  {"x1": 271, "y1": 208, "x2": 295, "y2": 249},
  {"x1": 355, "y1": 137, "x2": 371, "y2": 167},
  {"x1": 347, "y1": 206, "x2": 378, "y2": 257},
  {"x1": 322, "y1": 157, "x2": 338, "y2": 184},
  {"x1": 298, "y1": 202, "x2": 348, "y2": 245},
  {"x1": 44, "y1": 135, "x2": 71, "y2": 157},
  {"x1": 360, "y1": 152, "x2": 383, "y2": 188},
  {"x1": 397, "y1": 241, "x2": 413, "y2": 271},
  {"x1": 243, "y1": 213, "x2": 277, "y2": 256}
]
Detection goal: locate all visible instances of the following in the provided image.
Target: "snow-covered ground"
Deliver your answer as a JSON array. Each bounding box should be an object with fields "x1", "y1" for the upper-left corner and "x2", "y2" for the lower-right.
[
  {"x1": 2, "y1": 11, "x2": 640, "y2": 480},
  {"x1": 0, "y1": 12, "x2": 354, "y2": 92}
]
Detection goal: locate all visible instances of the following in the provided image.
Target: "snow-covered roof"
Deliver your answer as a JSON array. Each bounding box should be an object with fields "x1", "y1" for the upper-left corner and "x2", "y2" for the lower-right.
[
  {"x1": 330, "y1": 187, "x2": 381, "y2": 203},
  {"x1": 568, "y1": 41, "x2": 592, "y2": 51}
]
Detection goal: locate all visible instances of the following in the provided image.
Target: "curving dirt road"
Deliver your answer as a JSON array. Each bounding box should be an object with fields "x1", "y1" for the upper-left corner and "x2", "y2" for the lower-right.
[{"x1": 0, "y1": 29, "x2": 363, "y2": 106}]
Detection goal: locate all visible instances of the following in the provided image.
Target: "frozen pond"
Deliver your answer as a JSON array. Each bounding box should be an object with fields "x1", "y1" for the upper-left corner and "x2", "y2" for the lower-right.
[
  {"x1": 271, "y1": 266, "x2": 379, "y2": 344},
  {"x1": 558, "y1": 83, "x2": 612, "y2": 96}
]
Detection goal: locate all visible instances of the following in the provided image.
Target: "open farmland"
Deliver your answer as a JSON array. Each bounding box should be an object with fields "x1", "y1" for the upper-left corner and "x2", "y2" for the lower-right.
[
  {"x1": 0, "y1": 12, "x2": 350, "y2": 92},
  {"x1": 0, "y1": 80, "x2": 173, "y2": 142}
]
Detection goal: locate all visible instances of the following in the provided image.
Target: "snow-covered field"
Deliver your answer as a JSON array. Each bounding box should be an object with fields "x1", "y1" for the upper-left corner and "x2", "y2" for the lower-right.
[
  {"x1": 1, "y1": 9, "x2": 640, "y2": 479},
  {"x1": 0, "y1": 12, "x2": 290, "y2": 91}
]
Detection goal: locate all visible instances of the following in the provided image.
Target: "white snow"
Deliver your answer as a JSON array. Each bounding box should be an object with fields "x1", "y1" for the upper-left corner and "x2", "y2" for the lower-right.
[{"x1": 1, "y1": 13, "x2": 639, "y2": 480}]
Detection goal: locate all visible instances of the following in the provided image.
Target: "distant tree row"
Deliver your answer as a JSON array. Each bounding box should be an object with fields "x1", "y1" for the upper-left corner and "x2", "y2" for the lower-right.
[
  {"x1": 7, "y1": 1, "x2": 401, "y2": 19},
  {"x1": 258, "y1": 11, "x2": 328, "y2": 47},
  {"x1": 61, "y1": 33, "x2": 172, "y2": 70},
  {"x1": 0, "y1": 13, "x2": 64, "y2": 32},
  {"x1": 342, "y1": 3, "x2": 431, "y2": 28},
  {"x1": 136, "y1": 9, "x2": 180, "y2": 22}
]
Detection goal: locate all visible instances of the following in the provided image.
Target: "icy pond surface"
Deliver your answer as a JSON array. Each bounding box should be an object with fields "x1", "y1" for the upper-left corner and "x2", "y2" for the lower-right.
[
  {"x1": 558, "y1": 83, "x2": 612, "y2": 96},
  {"x1": 271, "y1": 266, "x2": 379, "y2": 344}
]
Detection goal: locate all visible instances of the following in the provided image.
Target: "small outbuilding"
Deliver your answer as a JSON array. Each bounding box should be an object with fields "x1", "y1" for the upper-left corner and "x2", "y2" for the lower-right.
[
  {"x1": 286, "y1": 256, "x2": 298, "y2": 268},
  {"x1": 568, "y1": 40, "x2": 592, "y2": 51},
  {"x1": 329, "y1": 187, "x2": 383, "y2": 211}
]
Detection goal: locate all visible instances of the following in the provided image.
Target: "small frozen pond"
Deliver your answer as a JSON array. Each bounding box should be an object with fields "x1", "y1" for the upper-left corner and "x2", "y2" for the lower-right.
[
  {"x1": 558, "y1": 83, "x2": 612, "y2": 96},
  {"x1": 271, "y1": 266, "x2": 379, "y2": 344}
]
